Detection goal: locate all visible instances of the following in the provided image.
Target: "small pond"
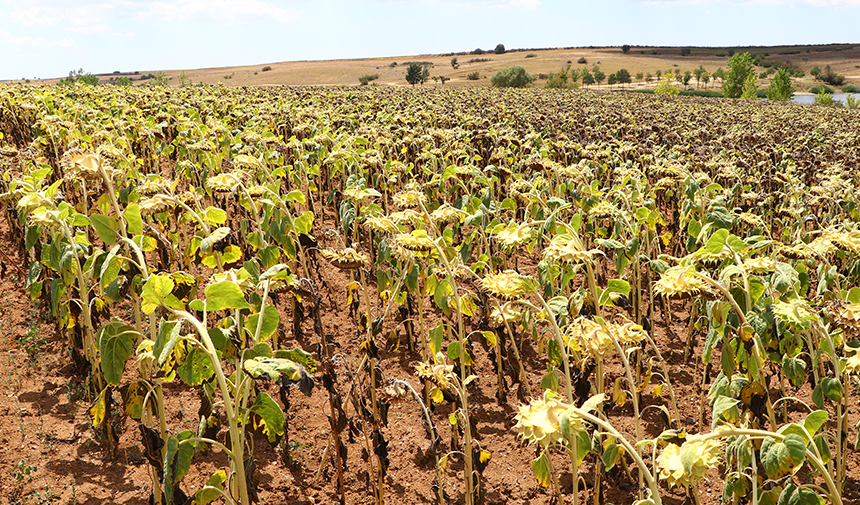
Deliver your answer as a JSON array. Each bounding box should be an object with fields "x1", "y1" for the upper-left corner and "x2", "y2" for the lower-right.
[{"x1": 790, "y1": 93, "x2": 859, "y2": 104}]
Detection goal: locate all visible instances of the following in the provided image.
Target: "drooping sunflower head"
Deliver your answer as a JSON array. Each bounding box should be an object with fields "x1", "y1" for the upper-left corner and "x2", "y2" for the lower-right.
[
  {"x1": 206, "y1": 172, "x2": 244, "y2": 193},
  {"x1": 320, "y1": 246, "x2": 368, "y2": 270},
  {"x1": 653, "y1": 265, "x2": 716, "y2": 300},
  {"x1": 430, "y1": 204, "x2": 461, "y2": 225},
  {"x1": 826, "y1": 300, "x2": 860, "y2": 338},
  {"x1": 772, "y1": 298, "x2": 817, "y2": 331},
  {"x1": 364, "y1": 216, "x2": 400, "y2": 235},
  {"x1": 657, "y1": 435, "x2": 722, "y2": 488},
  {"x1": 743, "y1": 256, "x2": 775, "y2": 275},
  {"x1": 490, "y1": 304, "x2": 523, "y2": 326},
  {"x1": 544, "y1": 234, "x2": 600, "y2": 265},
  {"x1": 492, "y1": 223, "x2": 536, "y2": 253},
  {"x1": 139, "y1": 194, "x2": 176, "y2": 215},
  {"x1": 415, "y1": 362, "x2": 456, "y2": 394},
  {"x1": 480, "y1": 270, "x2": 531, "y2": 300},
  {"x1": 514, "y1": 391, "x2": 579, "y2": 448},
  {"x1": 394, "y1": 231, "x2": 434, "y2": 252},
  {"x1": 392, "y1": 189, "x2": 427, "y2": 209}
]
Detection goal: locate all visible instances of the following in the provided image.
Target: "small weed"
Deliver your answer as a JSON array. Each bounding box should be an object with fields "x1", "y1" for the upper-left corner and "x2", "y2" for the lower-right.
[
  {"x1": 12, "y1": 460, "x2": 36, "y2": 482},
  {"x1": 33, "y1": 486, "x2": 59, "y2": 505}
]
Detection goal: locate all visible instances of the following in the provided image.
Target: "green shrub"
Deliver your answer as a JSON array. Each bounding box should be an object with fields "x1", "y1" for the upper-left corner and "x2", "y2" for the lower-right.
[
  {"x1": 262, "y1": 66, "x2": 272, "y2": 72},
  {"x1": 490, "y1": 66, "x2": 534, "y2": 88},
  {"x1": 467, "y1": 72, "x2": 480, "y2": 81},
  {"x1": 654, "y1": 74, "x2": 679, "y2": 95},
  {"x1": 809, "y1": 84, "x2": 834, "y2": 94},
  {"x1": 359, "y1": 74, "x2": 380, "y2": 86},
  {"x1": 494, "y1": 44, "x2": 506, "y2": 54},
  {"x1": 841, "y1": 83, "x2": 860, "y2": 93},
  {"x1": 577, "y1": 57, "x2": 587, "y2": 64},
  {"x1": 114, "y1": 76, "x2": 133, "y2": 87},
  {"x1": 814, "y1": 91, "x2": 839, "y2": 106}
]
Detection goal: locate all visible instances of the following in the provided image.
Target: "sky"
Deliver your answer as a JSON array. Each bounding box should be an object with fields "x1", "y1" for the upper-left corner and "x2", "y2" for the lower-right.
[{"x1": 2, "y1": 0, "x2": 860, "y2": 80}]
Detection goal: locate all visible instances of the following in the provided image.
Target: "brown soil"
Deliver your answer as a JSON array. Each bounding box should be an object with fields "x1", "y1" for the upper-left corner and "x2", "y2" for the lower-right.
[{"x1": 1, "y1": 201, "x2": 859, "y2": 505}]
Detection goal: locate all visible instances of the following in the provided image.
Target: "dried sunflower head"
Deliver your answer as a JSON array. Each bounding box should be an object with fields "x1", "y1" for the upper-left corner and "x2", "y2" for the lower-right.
[
  {"x1": 28, "y1": 208, "x2": 62, "y2": 233},
  {"x1": 414, "y1": 362, "x2": 456, "y2": 394},
  {"x1": 589, "y1": 201, "x2": 617, "y2": 219},
  {"x1": 394, "y1": 231, "x2": 434, "y2": 252},
  {"x1": 320, "y1": 246, "x2": 368, "y2": 270},
  {"x1": 653, "y1": 265, "x2": 716, "y2": 300},
  {"x1": 364, "y1": 216, "x2": 400, "y2": 235},
  {"x1": 692, "y1": 245, "x2": 732, "y2": 267},
  {"x1": 392, "y1": 190, "x2": 426, "y2": 209},
  {"x1": 342, "y1": 186, "x2": 381, "y2": 203},
  {"x1": 389, "y1": 209, "x2": 425, "y2": 226},
  {"x1": 772, "y1": 298, "x2": 817, "y2": 331},
  {"x1": 430, "y1": 204, "x2": 461, "y2": 225},
  {"x1": 829, "y1": 231, "x2": 860, "y2": 256},
  {"x1": 480, "y1": 270, "x2": 531, "y2": 300},
  {"x1": 845, "y1": 351, "x2": 860, "y2": 376},
  {"x1": 544, "y1": 234, "x2": 601, "y2": 265},
  {"x1": 209, "y1": 268, "x2": 254, "y2": 292},
  {"x1": 776, "y1": 243, "x2": 814, "y2": 261},
  {"x1": 492, "y1": 223, "x2": 535, "y2": 252},
  {"x1": 206, "y1": 172, "x2": 244, "y2": 192},
  {"x1": 827, "y1": 300, "x2": 860, "y2": 338},
  {"x1": 657, "y1": 435, "x2": 722, "y2": 488},
  {"x1": 490, "y1": 304, "x2": 523, "y2": 326},
  {"x1": 514, "y1": 391, "x2": 581, "y2": 448},
  {"x1": 743, "y1": 256, "x2": 775, "y2": 275},
  {"x1": 139, "y1": 194, "x2": 176, "y2": 215}
]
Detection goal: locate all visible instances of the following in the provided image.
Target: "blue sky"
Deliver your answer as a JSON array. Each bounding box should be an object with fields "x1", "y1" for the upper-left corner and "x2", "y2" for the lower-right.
[{"x1": 2, "y1": 0, "x2": 859, "y2": 80}]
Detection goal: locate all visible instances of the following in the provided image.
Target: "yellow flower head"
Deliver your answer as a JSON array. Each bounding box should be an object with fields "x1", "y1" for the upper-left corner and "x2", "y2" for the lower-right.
[
  {"x1": 320, "y1": 247, "x2": 368, "y2": 270},
  {"x1": 206, "y1": 172, "x2": 244, "y2": 192},
  {"x1": 514, "y1": 391, "x2": 580, "y2": 447},
  {"x1": 480, "y1": 270, "x2": 531, "y2": 300},
  {"x1": 394, "y1": 232, "x2": 434, "y2": 252},
  {"x1": 389, "y1": 209, "x2": 425, "y2": 226},
  {"x1": 365, "y1": 216, "x2": 400, "y2": 235},
  {"x1": 544, "y1": 234, "x2": 600, "y2": 265},
  {"x1": 772, "y1": 298, "x2": 817, "y2": 331},
  {"x1": 392, "y1": 190, "x2": 427, "y2": 209},
  {"x1": 415, "y1": 362, "x2": 456, "y2": 394},
  {"x1": 827, "y1": 300, "x2": 860, "y2": 338},
  {"x1": 490, "y1": 304, "x2": 523, "y2": 326},
  {"x1": 657, "y1": 435, "x2": 722, "y2": 488},
  {"x1": 743, "y1": 256, "x2": 775, "y2": 275},
  {"x1": 653, "y1": 265, "x2": 716, "y2": 300},
  {"x1": 430, "y1": 204, "x2": 461, "y2": 225},
  {"x1": 139, "y1": 194, "x2": 176, "y2": 215},
  {"x1": 493, "y1": 224, "x2": 535, "y2": 252}
]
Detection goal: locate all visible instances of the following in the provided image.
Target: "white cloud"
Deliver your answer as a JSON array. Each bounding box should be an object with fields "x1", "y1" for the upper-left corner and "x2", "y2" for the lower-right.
[
  {"x1": 2, "y1": 0, "x2": 301, "y2": 30},
  {"x1": 632, "y1": 0, "x2": 860, "y2": 5},
  {"x1": 134, "y1": 0, "x2": 302, "y2": 24},
  {"x1": 0, "y1": 29, "x2": 76, "y2": 51}
]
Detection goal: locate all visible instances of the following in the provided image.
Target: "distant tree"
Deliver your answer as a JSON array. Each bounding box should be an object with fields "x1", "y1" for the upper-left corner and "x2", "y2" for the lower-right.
[
  {"x1": 655, "y1": 69, "x2": 662, "y2": 79},
  {"x1": 593, "y1": 69, "x2": 606, "y2": 86},
  {"x1": 810, "y1": 65, "x2": 821, "y2": 78},
  {"x1": 577, "y1": 57, "x2": 587, "y2": 64},
  {"x1": 581, "y1": 70, "x2": 595, "y2": 86},
  {"x1": 682, "y1": 71, "x2": 692, "y2": 88},
  {"x1": 680, "y1": 47, "x2": 692, "y2": 56},
  {"x1": 607, "y1": 73, "x2": 617, "y2": 87},
  {"x1": 494, "y1": 44, "x2": 506, "y2": 54},
  {"x1": 622, "y1": 44, "x2": 631, "y2": 54},
  {"x1": 114, "y1": 76, "x2": 133, "y2": 87},
  {"x1": 693, "y1": 65, "x2": 706, "y2": 88},
  {"x1": 741, "y1": 72, "x2": 759, "y2": 99},
  {"x1": 766, "y1": 68, "x2": 794, "y2": 101},
  {"x1": 490, "y1": 65, "x2": 534, "y2": 88},
  {"x1": 712, "y1": 67, "x2": 725, "y2": 84},
  {"x1": 451, "y1": 57, "x2": 458, "y2": 68},
  {"x1": 147, "y1": 71, "x2": 169, "y2": 87},
  {"x1": 546, "y1": 64, "x2": 574, "y2": 89},
  {"x1": 179, "y1": 70, "x2": 191, "y2": 87},
  {"x1": 615, "y1": 68, "x2": 632, "y2": 88},
  {"x1": 646, "y1": 72, "x2": 653, "y2": 83},
  {"x1": 722, "y1": 52, "x2": 756, "y2": 98},
  {"x1": 406, "y1": 63, "x2": 430, "y2": 86},
  {"x1": 58, "y1": 68, "x2": 99, "y2": 86},
  {"x1": 635, "y1": 71, "x2": 644, "y2": 81},
  {"x1": 654, "y1": 73, "x2": 680, "y2": 95}
]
